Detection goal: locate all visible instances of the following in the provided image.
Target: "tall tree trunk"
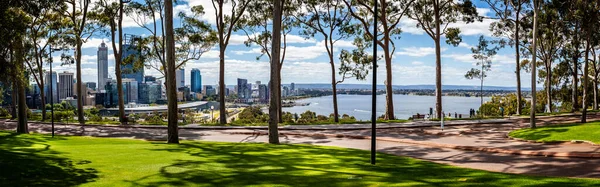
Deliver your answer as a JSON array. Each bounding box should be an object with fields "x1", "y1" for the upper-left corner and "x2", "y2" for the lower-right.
[
  {"x1": 530, "y1": 0, "x2": 538, "y2": 128},
  {"x1": 218, "y1": 3, "x2": 227, "y2": 125},
  {"x1": 546, "y1": 63, "x2": 552, "y2": 113},
  {"x1": 434, "y1": 1, "x2": 442, "y2": 119},
  {"x1": 572, "y1": 32, "x2": 580, "y2": 112},
  {"x1": 15, "y1": 38, "x2": 28, "y2": 133},
  {"x1": 110, "y1": 2, "x2": 126, "y2": 125},
  {"x1": 165, "y1": 0, "x2": 179, "y2": 143},
  {"x1": 582, "y1": 42, "x2": 590, "y2": 123},
  {"x1": 11, "y1": 81, "x2": 17, "y2": 119},
  {"x1": 515, "y1": 13, "x2": 522, "y2": 115},
  {"x1": 76, "y1": 37, "x2": 84, "y2": 124},
  {"x1": 594, "y1": 75, "x2": 598, "y2": 110},
  {"x1": 37, "y1": 51, "x2": 46, "y2": 121},
  {"x1": 331, "y1": 59, "x2": 339, "y2": 123},
  {"x1": 278, "y1": 73, "x2": 283, "y2": 123},
  {"x1": 17, "y1": 77, "x2": 28, "y2": 133},
  {"x1": 480, "y1": 61, "x2": 484, "y2": 107},
  {"x1": 269, "y1": 0, "x2": 282, "y2": 144}
]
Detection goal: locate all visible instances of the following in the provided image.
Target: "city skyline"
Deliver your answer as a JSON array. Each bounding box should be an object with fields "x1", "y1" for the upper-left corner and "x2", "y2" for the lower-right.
[{"x1": 38, "y1": 0, "x2": 544, "y2": 89}]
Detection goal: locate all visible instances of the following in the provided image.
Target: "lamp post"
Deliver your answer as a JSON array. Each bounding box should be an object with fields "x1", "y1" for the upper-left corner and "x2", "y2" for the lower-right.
[
  {"x1": 210, "y1": 105, "x2": 214, "y2": 123},
  {"x1": 371, "y1": 0, "x2": 378, "y2": 165},
  {"x1": 48, "y1": 45, "x2": 59, "y2": 138}
]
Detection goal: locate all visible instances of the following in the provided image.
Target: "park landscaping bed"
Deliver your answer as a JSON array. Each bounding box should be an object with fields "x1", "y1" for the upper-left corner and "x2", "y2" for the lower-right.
[
  {"x1": 1, "y1": 131, "x2": 600, "y2": 186},
  {"x1": 509, "y1": 122, "x2": 600, "y2": 144}
]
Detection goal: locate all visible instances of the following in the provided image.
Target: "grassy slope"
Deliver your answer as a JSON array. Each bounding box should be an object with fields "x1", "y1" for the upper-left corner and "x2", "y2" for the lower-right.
[
  {"x1": 1, "y1": 131, "x2": 599, "y2": 186},
  {"x1": 510, "y1": 122, "x2": 600, "y2": 144}
]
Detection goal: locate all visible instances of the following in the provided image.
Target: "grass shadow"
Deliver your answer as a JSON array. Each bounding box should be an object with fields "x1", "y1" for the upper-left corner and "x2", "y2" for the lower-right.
[{"x1": 0, "y1": 132, "x2": 98, "y2": 187}]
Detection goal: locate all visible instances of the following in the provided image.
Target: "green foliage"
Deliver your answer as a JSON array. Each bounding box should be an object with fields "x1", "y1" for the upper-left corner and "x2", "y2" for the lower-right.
[
  {"x1": 478, "y1": 93, "x2": 544, "y2": 116},
  {"x1": 0, "y1": 108, "x2": 9, "y2": 118}
]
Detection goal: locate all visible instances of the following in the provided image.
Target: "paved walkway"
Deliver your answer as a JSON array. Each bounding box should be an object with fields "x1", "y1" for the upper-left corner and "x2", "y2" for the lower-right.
[{"x1": 3, "y1": 118, "x2": 600, "y2": 178}]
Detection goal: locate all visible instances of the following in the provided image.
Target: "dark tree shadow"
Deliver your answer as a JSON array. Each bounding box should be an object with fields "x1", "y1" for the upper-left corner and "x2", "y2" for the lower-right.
[{"x1": 0, "y1": 132, "x2": 98, "y2": 187}]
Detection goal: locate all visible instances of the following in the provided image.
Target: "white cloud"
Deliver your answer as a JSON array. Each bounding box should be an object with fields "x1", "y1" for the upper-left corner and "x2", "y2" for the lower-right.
[
  {"x1": 397, "y1": 47, "x2": 446, "y2": 57},
  {"x1": 443, "y1": 53, "x2": 516, "y2": 65},
  {"x1": 458, "y1": 42, "x2": 474, "y2": 49},
  {"x1": 411, "y1": 61, "x2": 425, "y2": 65}
]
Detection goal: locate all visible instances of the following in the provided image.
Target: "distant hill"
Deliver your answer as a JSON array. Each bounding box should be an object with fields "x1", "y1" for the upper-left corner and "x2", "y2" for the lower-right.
[{"x1": 283, "y1": 83, "x2": 533, "y2": 91}]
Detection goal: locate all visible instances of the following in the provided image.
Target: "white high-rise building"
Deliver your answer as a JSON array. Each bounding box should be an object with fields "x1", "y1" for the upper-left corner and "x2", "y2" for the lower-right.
[
  {"x1": 97, "y1": 41, "x2": 109, "y2": 91},
  {"x1": 175, "y1": 68, "x2": 185, "y2": 89}
]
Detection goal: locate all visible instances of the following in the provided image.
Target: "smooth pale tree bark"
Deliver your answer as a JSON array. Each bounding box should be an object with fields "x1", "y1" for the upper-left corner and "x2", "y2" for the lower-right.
[
  {"x1": 515, "y1": 7, "x2": 523, "y2": 115},
  {"x1": 530, "y1": 0, "x2": 538, "y2": 128},
  {"x1": 212, "y1": 0, "x2": 250, "y2": 125},
  {"x1": 269, "y1": 0, "x2": 282, "y2": 144},
  {"x1": 165, "y1": 0, "x2": 179, "y2": 143},
  {"x1": 582, "y1": 42, "x2": 590, "y2": 123}
]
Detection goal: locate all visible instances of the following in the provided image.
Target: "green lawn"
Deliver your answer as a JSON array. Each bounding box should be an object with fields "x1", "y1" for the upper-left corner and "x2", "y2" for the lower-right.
[
  {"x1": 1, "y1": 132, "x2": 599, "y2": 186},
  {"x1": 509, "y1": 122, "x2": 600, "y2": 144}
]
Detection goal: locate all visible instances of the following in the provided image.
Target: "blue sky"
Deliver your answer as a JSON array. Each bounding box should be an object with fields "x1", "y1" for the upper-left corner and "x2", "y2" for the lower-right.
[{"x1": 45, "y1": 0, "x2": 536, "y2": 88}]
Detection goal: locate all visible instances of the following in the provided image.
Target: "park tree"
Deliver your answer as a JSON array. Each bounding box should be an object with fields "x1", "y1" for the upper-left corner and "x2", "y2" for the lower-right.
[
  {"x1": 529, "y1": 0, "x2": 539, "y2": 128},
  {"x1": 211, "y1": 0, "x2": 250, "y2": 125},
  {"x1": 24, "y1": 2, "x2": 67, "y2": 121},
  {"x1": 240, "y1": 0, "x2": 298, "y2": 123},
  {"x1": 407, "y1": 0, "x2": 481, "y2": 119},
  {"x1": 580, "y1": 0, "x2": 600, "y2": 123},
  {"x1": 591, "y1": 46, "x2": 600, "y2": 110},
  {"x1": 556, "y1": 0, "x2": 586, "y2": 112},
  {"x1": 294, "y1": 0, "x2": 355, "y2": 122},
  {"x1": 534, "y1": 1, "x2": 564, "y2": 113},
  {"x1": 164, "y1": 0, "x2": 178, "y2": 143},
  {"x1": 128, "y1": 2, "x2": 217, "y2": 77},
  {"x1": 269, "y1": 0, "x2": 283, "y2": 144},
  {"x1": 0, "y1": 0, "x2": 54, "y2": 133},
  {"x1": 343, "y1": 0, "x2": 414, "y2": 120},
  {"x1": 63, "y1": 0, "x2": 100, "y2": 125},
  {"x1": 465, "y1": 36, "x2": 498, "y2": 107},
  {"x1": 94, "y1": 0, "x2": 128, "y2": 125},
  {"x1": 482, "y1": 0, "x2": 530, "y2": 115}
]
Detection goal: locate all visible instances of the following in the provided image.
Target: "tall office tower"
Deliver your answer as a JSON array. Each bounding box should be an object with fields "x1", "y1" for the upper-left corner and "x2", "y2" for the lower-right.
[
  {"x1": 45, "y1": 71, "x2": 58, "y2": 102},
  {"x1": 258, "y1": 84, "x2": 268, "y2": 102},
  {"x1": 175, "y1": 68, "x2": 185, "y2": 89},
  {"x1": 121, "y1": 35, "x2": 144, "y2": 83},
  {"x1": 237, "y1": 78, "x2": 248, "y2": 99},
  {"x1": 123, "y1": 78, "x2": 138, "y2": 103},
  {"x1": 58, "y1": 71, "x2": 74, "y2": 100},
  {"x1": 97, "y1": 41, "x2": 109, "y2": 91},
  {"x1": 290, "y1": 82, "x2": 295, "y2": 91},
  {"x1": 191, "y1": 68, "x2": 202, "y2": 93}
]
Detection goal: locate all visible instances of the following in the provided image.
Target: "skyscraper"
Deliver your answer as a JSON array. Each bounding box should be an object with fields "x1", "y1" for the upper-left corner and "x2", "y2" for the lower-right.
[
  {"x1": 121, "y1": 35, "x2": 144, "y2": 83},
  {"x1": 44, "y1": 71, "x2": 58, "y2": 102},
  {"x1": 58, "y1": 71, "x2": 74, "y2": 100},
  {"x1": 176, "y1": 68, "x2": 185, "y2": 89},
  {"x1": 191, "y1": 68, "x2": 202, "y2": 93},
  {"x1": 97, "y1": 41, "x2": 109, "y2": 91},
  {"x1": 237, "y1": 78, "x2": 249, "y2": 99}
]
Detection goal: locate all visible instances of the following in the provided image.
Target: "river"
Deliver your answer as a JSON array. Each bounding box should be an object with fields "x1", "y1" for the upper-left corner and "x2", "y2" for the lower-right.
[{"x1": 283, "y1": 94, "x2": 491, "y2": 120}]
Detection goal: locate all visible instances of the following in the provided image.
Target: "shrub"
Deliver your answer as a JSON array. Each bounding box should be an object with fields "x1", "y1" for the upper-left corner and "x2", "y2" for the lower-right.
[{"x1": 0, "y1": 108, "x2": 9, "y2": 117}]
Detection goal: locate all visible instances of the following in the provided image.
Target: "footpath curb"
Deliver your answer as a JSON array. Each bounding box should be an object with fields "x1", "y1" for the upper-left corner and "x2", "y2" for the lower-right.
[
  {"x1": 5, "y1": 118, "x2": 514, "y2": 131},
  {"x1": 225, "y1": 131, "x2": 600, "y2": 159}
]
